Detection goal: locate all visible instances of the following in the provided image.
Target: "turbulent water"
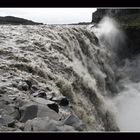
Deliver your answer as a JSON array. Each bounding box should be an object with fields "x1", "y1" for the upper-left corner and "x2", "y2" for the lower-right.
[
  {"x1": 0, "y1": 17, "x2": 139, "y2": 131},
  {"x1": 93, "y1": 16, "x2": 140, "y2": 131}
]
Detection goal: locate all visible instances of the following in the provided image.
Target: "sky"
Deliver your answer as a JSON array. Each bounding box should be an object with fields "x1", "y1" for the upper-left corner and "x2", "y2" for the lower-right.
[{"x1": 0, "y1": 8, "x2": 97, "y2": 24}]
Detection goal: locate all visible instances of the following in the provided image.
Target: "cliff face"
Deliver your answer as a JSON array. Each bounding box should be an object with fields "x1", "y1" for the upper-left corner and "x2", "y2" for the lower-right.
[
  {"x1": 92, "y1": 9, "x2": 140, "y2": 23},
  {"x1": 92, "y1": 9, "x2": 140, "y2": 59},
  {"x1": 0, "y1": 16, "x2": 43, "y2": 25}
]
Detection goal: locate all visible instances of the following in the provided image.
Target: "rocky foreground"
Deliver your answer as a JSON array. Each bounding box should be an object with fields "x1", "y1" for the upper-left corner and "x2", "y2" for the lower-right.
[{"x1": 0, "y1": 24, "x2": 120, "y2": 131}]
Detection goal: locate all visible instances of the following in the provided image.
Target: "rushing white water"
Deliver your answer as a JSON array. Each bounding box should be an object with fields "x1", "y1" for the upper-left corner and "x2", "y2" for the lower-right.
[
  {"x1": 93, "y1": 17, "x2": 126, "y2": 52},
  {"x1": 113, "y1": 81, "x2": 140, "y2": 131},
  {"x1": 0, "y1": 17, "x2": 139, "y2": 131},
  {"x1": 93, "y1": 16, "x2": 140, "y2": 131}
]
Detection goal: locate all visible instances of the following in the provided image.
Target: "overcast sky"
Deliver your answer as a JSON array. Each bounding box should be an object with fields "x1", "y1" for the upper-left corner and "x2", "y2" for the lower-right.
[{"x1": 0, "y1": 8, "x2": 97, "y2": 24}]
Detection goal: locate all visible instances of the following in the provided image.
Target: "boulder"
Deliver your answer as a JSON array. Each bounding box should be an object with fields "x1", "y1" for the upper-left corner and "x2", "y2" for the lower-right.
[
  {"x1": 17, "y1": 81, "x2": 29, "y2": 91},
  {"x1": 59, "y1": 98, "x2": 69, "y2": 106},
  {"x1": 32, "y1": 90, "x2": 47, "y2": 99},
  {"x1": 15, "y1": 122, "x2": 24, "y2": 130},
  {"x1": 37, "y1": 105, "x2": 60, "y2": 120},
  {"x1": 24, "y1": 117, "x2": 59, "y2": 131},
  {"x1": 0, "y1": 126, "x2": 17, "y2": 131},
  {"x1": 19, "y1": 102, "x2": 60, "y2": 123},
  {"x1": 0, "y1": 114, "x2": 15, "y2": 127},
  {"x1": 19, "y1": 103, "x2": 38, "y2": 122},
  {"x1": 24, "y1": 80, "x2": 32, "y2": 89},
  {"x1": 63, "y1": 114, "x2": 86, "y2": 131},
  {"x1": 31, "y1": 85, "x2": 39, "y2": 93},
  {"x1": 0, "y1": 117, "x2": 7, "y2": 127},
  {"x1": 52, "y1": 96, "x2": 69, "y2": 106},
  {"x1": 33, "y1": 97, "x2": 59, "y2": 113},
  {"x1": 56, "y1": 125, "x2": 75, "y2": 131},
  {"x1": 2, "y1": 114, "x2": 15, "y2": 127},
  {"x1": 0, "y1": 104, "x2": 20, "y2": 120},
  {"x1": 24, "y1": 117, "x2": 75, "y2": 131}
]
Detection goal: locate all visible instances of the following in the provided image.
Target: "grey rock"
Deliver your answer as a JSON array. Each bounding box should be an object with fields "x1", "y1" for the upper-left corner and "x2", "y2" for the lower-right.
[
  {"x1": 24, "y1": 117, "x2": 76, "y2": 131},
  {"x1": 19, "y1": 103, "x2": 38, "y2": 123},
  {"x1": 31, "y1": 85, "x2": 39, "y2": 93},
  {"x1": 24, "y1": 117, "x2": 59, "y2": 131},
  {"x1": 2, "y1": 114, "x2": 15, "y2": 127},
  {"x1": 0, "y1": 114, "x2": 15, "y2": 127},
  {"x1": 59, "y1": 98, "x2": 69, "y2": 106},
  {"x1": 15, "y1": 122, "x2": 24, "y2": 130},
  {"x1": 15, "y1": 128, "x2": 23, "y2": 132},
  {"x1": 0, "y1": 104, "x2": 20, "y2": 120},
  {"x1": 24, "y1": 80, "x2": 32, "y2": 89},
  {"x1": 33, "y1": 97, "x2": 52, "y2": 105},
  {"x1": 0, "y1": 117, "x2": 7, "y2": 127},
  {"x1": 33, "y1": 97, "x2": 59, "y2": 113},
  {"x1": 19, "y1": 102, "x2": 60, "y2": 123},
  {"x1": 56, "y1": 125, "x2": 75, "y2": 131},
  {"x1": 52, "y1": 96, "x2": 69, "y2": 105},
  {"x1": 47, "y1": 103, "x2": 59, "y2": 113},
  {"x1": 0, "y1": 94, "x2": 12, "y2": 104},
  {"x1": 17, "y1": 81, "x2": 29, "y2": 91},
  {"x1": 32, "y1": 90, "x2": 47, "y2": 99},
  {"x1": 37, "y1": 104, "x2": 60, "y2": 120},
  {"x1": 15, "y1": 97, "x2": 28, "y2": 108},
  {"x1": 0, "y1": 126, "x2": 17, "y2": 131},
  {"x1": 63, "y1": 114, "x2": 86, "y2": 131},
  {"x1": 37, "y1": 90, "x2": 47, "y2": 99}
]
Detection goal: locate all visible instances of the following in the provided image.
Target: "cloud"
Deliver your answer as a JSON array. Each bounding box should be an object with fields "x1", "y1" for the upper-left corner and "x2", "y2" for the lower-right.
[{"x1": 0, "y1": 8, "x2": 96, "y2": 24}]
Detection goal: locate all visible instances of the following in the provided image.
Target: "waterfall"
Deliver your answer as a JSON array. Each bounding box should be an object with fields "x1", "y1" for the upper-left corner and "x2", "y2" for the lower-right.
[
  {"x1": 0, "y1": 18, "x2": 139, "y2": 131},
  {"x1": 92, "y1": 16, "x2": 140, "y2": 131}
]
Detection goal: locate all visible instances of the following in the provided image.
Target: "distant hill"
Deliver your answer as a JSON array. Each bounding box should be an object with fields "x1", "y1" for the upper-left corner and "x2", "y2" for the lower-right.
[{"x1": 0, "y1": 16, "x2": 43, "y2": 25}]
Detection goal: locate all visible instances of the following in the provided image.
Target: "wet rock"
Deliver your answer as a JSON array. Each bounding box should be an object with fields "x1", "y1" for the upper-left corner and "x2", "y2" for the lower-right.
[
  {"x1": 0, "y1": 94, "x2": 12, "y2": 105},
  {"x1": 24, "y1": 117, "x2": 59, "y2": 131},
  {"x1": 0, "y1": 114, "x2": 15, "y2": 127},
  {"x1": 19, "y1": 103, "x2": 38, "y2": 123},
  {"x1": 0, "y1": 117, "x2": 7, "y2": 126},
  {"x1": 15, "y1": 122, "x2": 24, "y2": 130},
  {"x1": 63, "y1": 114, "x2": 86, "y2": 131},
  {"x1": 37, "y1": 104, "x2": 60, "y2": 120},
  {"x1": 19, "y1": 102, "x2": 60, "y2": 123},
  {"x1": 0, "y1": 104, "x2": 20, "y2": 120},
  {"x1": 33, "y1": 97, "x2": 53, "y2": 105},
  {"x1": 0, "y1": 86, "x2": 7, "y2": 94},
  {"x1": 32, "y1": 92, "x2": 39, "y2": 97},
  {"x1": 38, "y1": 91, "x2": 47, "y2": 98},
  {"x1": 47, "y1": 103, "x2": 59, "y2": 113},
  {"x1": 24, "y1": 80, "x2": 32, "y2": 89},
  {"x1": 52, "y1": 96, "x2": 69, "y2": 106},
  {"x1": 33, "y1": 97, "x2": 59, "y2": 113},
  {"x1": 31, "y1": 85, "x2": 39, "y2": 92},
  {"x1": 0, "y1": 94, "x2": 12, "y2": 104},
  {"x1": 0, "y1": 126, "x2": 17, "y2": 131},
  {"x1": 56, "y1": 125, "x2": 75, "y2": 131},
  {"x1": 15, "y1": 128, "x2": 23, "y2": 132},
  {"x1": 24, "y1": 116, "x2": 76, "y2": 131},
  {"x1": 2, "y1": 114, "x2": 15, "y2": 127},
  {"x1": 32, "y1": 90, "x2": 47, "y2": 99},
  {"x1": 17, "y1": 81, "x2": 29, "y2": 91},
  {"x1": 59, "y1": 98, "x2": 69, "y2": 106},
  {"x1": 14, "y1": 97, "x2": 29, "y2": 108}
]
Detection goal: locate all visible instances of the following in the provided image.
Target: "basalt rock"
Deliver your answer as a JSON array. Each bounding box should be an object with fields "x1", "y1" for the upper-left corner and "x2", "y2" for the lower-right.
[
  {"x1": 19, "y1": 102, "x2": 60, "y2": 123},
  {"x1": 24, "y1": 117, "x2": 75, "y2": 131},
  {"x1": 63, "y1": 113, "x2": 87, "y2": 131}
]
